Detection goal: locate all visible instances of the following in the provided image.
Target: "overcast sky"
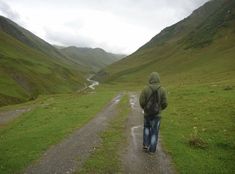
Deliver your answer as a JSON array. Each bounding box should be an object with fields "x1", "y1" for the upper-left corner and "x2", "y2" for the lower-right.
[{"x1": 0, "y1": 0, "x2": 209, "y2": 54}]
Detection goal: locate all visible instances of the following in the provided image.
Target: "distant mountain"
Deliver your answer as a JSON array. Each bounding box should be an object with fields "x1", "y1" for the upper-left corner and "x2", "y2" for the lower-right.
[
  {"x1": 53, "y1": 45, "x2": 66, "y2": 49},
  {"x1": 59, "y1": 46, "x2": 125, "y2": 72},
  {"x1": 95, "y1": 0, "x2": 235, "y2": 85}
]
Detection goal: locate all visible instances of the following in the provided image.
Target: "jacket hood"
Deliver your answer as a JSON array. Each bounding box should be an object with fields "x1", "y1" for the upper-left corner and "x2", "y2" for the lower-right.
[{"x1": 149, "y1": 72, "x2": 160, "y2": 85}]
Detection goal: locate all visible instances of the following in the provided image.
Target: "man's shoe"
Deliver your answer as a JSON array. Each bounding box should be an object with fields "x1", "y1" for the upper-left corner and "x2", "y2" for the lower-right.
[{"x1": 143, "y1": 145, "x2": 149, "y2": 152}]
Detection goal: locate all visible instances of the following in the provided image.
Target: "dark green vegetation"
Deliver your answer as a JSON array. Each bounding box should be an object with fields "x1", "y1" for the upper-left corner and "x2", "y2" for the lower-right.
[
  {"x1": 94, "y1": 0, "x2": 235, "y2": 173},
  {"x1": 59, "y1": 46, "x2": 125, "y2": 72},
  {"x1": 79, "y1": 94, "x2": 130, "y2": 174},
  {"x1": 0, "y1": 16, "x2": 123, "y2": 107},
  {"x1": 0, "y1": 89, "x2": 116, "y2": 174}
]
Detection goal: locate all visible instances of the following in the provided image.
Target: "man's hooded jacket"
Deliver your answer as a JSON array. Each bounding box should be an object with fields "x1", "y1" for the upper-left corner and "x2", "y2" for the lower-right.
[{"x1": 139, "y1": 72, "x2": 168, "y2": 116}]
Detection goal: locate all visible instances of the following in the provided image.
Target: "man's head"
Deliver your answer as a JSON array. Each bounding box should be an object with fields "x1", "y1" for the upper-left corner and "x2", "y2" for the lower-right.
[{"x1": 149, "y1": 72, "x2": 160, "y2": 84}]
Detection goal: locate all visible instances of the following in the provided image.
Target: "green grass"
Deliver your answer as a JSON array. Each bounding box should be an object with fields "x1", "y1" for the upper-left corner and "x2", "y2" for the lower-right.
[
  {"x1": 160, "y1": 84, "x2": 235, "y2": 173},
  {"x1": 79, "y1": 94, "x2": 130, "y2": 174},
  {"x1": 95, "y1": 80, "x2": 235, "y2": 174},
  {"x1": 0, "y1": 89, "x2": 116, "y2": 174}
]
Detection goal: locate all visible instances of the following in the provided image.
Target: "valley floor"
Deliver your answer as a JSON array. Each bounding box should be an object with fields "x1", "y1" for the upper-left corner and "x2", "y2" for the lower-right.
[
  {"x1": 0, "y1": 83, "x2": 234, "y2": 174},
  {"x1": 0, "y1": 90, "x2": 175, "y2": 174}
]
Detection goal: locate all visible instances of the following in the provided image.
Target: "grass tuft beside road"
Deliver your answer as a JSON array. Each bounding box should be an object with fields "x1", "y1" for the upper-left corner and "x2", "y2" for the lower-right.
[{"x1": 79, "y1": 94, "x2": 130, "y2": 174}]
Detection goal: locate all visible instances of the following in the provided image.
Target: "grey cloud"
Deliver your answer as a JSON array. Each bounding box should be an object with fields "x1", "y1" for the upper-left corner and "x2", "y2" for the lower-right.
[
  {"x1": 76, "y1": 0, "x2": 209, "y2": 32},
  {"x1": 43, "y1": 0, "x2": 209, "y2": 53},
  {"x1": 0, "y1": 0, "x2": 20, "y2": 20}
]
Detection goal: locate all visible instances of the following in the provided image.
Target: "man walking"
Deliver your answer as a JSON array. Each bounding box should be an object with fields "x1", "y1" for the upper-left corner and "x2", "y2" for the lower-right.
[{"x1": 139, "y1": 72, "x2": 168, "y2": 153}]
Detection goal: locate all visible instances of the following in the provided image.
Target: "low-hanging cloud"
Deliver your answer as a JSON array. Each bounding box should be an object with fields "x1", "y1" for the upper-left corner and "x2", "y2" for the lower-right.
[{"x1": 44, "y1": 27, "x2": 96, "y2": 48}]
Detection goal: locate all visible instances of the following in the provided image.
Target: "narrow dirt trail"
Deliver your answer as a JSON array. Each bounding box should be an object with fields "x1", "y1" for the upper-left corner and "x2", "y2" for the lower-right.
[
  {"x1": 122, "y1": 93, "x2": 175, "y2": 174},
  {"x1": 0, "y1": 108, "x2": 31, "y2": 125},
  {"x1": 24, "y1": 94, "x2": 122, "y2": 174}
]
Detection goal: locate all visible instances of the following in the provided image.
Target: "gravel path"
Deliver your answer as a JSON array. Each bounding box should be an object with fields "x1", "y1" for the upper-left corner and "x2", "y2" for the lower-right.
[
  {"x1": 122, "y1": 93, "x2": 175, "y2": 174},
  {"x1": 0, "y1": 108, "x2": 31, "y2": 125},
  {"x1": 24, "y1": 94, "x2": 122, "y2": 174}
]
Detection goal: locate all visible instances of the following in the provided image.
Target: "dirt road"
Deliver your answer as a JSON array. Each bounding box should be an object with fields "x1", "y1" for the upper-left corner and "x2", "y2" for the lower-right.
[
  {"x1": 22, "y1": 93, "x2": 174, "y2": 174},
  {"x1": 24, "y1": 94, "x2": 122, "y2": 174},
  {"x1": 0, "y1": 108, "x2": 31, "y2": 125},
  {"x1": 122, "y1": 93, "x2": 175, "y2": 174}
]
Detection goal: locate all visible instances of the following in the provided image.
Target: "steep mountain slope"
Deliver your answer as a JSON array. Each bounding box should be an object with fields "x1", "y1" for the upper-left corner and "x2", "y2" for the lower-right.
[
  {"x1": 59, "y1": 46, "x2": 125, "y2": 72},
  {"x1": 0, "y1": 16, "x2": 66, "y2": 60},
  {"x1": 96, "y1": 0, "x2": 235, "y2": 86},
  {"x1": 0, "y1": 16, "x2": 86, "y2": 106}
]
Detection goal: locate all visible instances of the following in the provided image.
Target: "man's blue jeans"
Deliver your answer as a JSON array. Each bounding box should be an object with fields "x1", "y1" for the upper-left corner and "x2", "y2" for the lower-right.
[{"x1": 143, "y1": 116, "x2": 161, "y2": 152}]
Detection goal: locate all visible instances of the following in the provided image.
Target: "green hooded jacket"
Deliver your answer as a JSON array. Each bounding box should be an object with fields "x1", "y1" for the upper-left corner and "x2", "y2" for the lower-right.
[{"x1": 139, "y1": 72, "x2": 168, "y2": 116}]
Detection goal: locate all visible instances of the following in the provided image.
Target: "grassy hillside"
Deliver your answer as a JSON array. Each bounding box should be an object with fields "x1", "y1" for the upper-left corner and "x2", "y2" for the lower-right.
[
  {"x1": 0, "y1": 16, "x2": 65, "y2": 60},
  {"x1": 0, "y1": 16, "x2": 87, "y2": 107},
  {"x1": 59, "y1": 46, "x2": 125, "y2": 73},
  {"x1": 95, "y1": 0, "x2": 235, "y2": 86}
]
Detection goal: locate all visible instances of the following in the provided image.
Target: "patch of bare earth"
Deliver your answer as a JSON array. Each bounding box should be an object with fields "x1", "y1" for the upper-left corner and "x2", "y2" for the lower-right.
[
  {"x1": 24, "y1": 94, "x2": 122, "y2": 174},
  {"x1": 121, "y1": 93, "x2": 175, "y2": 174}
]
